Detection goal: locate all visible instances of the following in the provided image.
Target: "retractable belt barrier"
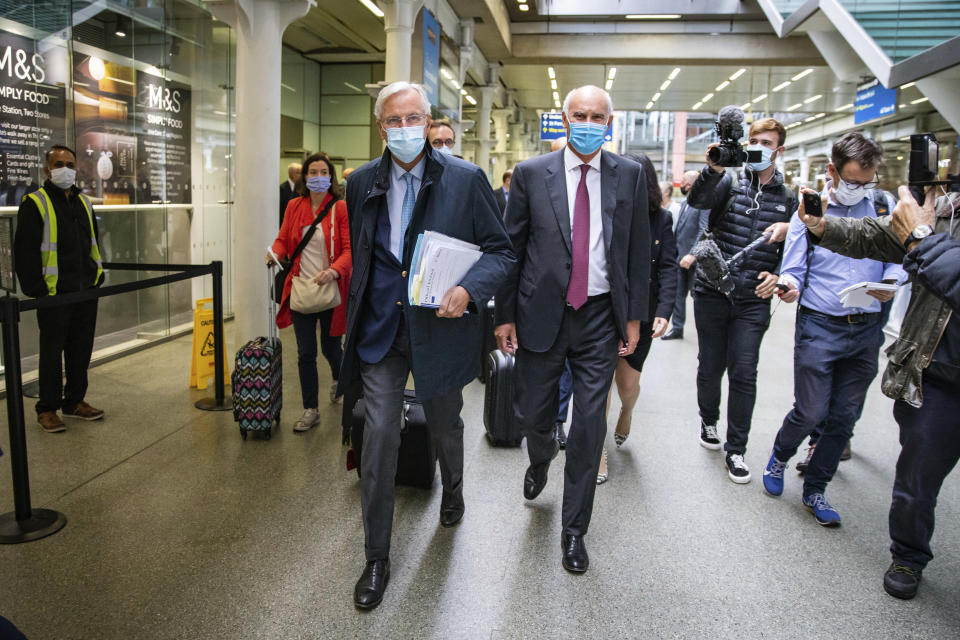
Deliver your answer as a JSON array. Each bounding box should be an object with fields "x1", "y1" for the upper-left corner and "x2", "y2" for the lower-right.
[{"x1": 0, "y1": 260, "x2": 231, "y2": 544}]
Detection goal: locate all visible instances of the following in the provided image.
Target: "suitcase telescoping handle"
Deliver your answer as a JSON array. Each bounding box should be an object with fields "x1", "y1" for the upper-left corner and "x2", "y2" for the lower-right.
[{"x1": 266, "y1": 263, "x2": 279, "y2": 343}]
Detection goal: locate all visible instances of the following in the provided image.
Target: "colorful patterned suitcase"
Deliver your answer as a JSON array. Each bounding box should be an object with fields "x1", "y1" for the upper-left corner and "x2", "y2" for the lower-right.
[{"x1": 232, "y1": 267, "x2": 283, "y2": 440}]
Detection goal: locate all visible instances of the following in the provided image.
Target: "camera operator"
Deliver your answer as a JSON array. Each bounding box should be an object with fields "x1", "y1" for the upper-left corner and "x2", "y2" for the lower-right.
[
  {"x1": 760, "y1": 133, "x2": 906, "y2": 527},
  {"x1": 801, "y1": 183, "x2": 960, "y2": 601},
  {"x1": 686, "y1": 115, "x2": 796, "y2": 484}
]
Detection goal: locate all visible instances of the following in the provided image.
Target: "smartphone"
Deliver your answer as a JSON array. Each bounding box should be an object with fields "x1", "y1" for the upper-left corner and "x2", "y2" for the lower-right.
[
  {"x1": 802, "y1": 191, "x2": 822, "y2": 218},
  {"x1": 775, "y1": 283, "x2": 789, "y2": 293}
]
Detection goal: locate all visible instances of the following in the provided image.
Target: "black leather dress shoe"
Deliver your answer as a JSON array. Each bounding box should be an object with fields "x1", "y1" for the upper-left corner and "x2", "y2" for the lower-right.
[
  {"x1": 561, "y1": 534, "x2": 589, "y2": 573},
  {"x1": 661, "y1": 329, "x2": 683, "y2": 340},
  {"x1": 524, "y1": 442, "x2": 560, "y2": 500},
  {"x1": 439, "y1": 492, "x2": 465, "y2": 527},
  {"x1": 354, "y1": 559, "x2": 390, "y2": 610},
  {"x1": 554, "y1": 421, "x2": 567, "y2": 449}
]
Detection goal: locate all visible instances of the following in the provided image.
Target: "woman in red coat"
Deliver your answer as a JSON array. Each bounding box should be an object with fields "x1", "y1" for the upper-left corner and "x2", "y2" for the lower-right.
[{"x1": 267, "y1": 152, "x2": 352, "y2": 432}]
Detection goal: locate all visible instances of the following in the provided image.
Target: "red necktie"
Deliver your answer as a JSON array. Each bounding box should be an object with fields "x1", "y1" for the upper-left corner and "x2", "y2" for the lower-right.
[{"x1": 566, "y1": 164, "x2": 590, "y2": 310}]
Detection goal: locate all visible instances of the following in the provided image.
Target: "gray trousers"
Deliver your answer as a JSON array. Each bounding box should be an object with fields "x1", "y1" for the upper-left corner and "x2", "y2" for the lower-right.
[
  {"x1": 516, "y1": 296, "x2": 620, "y2": 536},
  {"x1": 359, "y1": 322, "x2": 465, "y2": 561}
]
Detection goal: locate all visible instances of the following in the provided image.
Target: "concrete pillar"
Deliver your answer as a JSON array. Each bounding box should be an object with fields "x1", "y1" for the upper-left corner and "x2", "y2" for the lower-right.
[
  {"x1": 476, "y1": 86, "x2": 497, "y2": 181},
  {"x1": 381, "y1": 0, "x2": 424, "y2": 83},
  {"x1": 492, "y1": 109, "x2": 510, "y2": 154},
  {"x1": 206, "y1": 0, "x2": 311, "y2": 343},
  {"x1": 799, "y1": 156, "x2": 810, "y2": 185}
]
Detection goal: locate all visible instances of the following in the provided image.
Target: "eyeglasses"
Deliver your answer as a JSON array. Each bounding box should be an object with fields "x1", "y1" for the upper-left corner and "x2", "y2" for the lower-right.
[
  {"x1": 382, "y1": 113, "x2": 427, "y2": 128},
  {"x1": 839, "y1": 175, "x2": 880, "y2": 189},
  {"x1": 430, "y1": 138, "x2": 455, "y2": 148}
]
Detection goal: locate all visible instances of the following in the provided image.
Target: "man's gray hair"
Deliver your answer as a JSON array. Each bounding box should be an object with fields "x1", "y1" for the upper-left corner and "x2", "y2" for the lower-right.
[
  {"x1": 374, "y1": 81, "x2": 431, "y2": 121},
  {"x1": 562, "y1": 85, "x2": 614, "y2": 117}
]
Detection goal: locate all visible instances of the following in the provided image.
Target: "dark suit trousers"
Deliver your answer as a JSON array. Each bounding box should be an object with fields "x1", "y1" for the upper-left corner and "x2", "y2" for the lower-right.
[
  {"x1": 36, "y1": 299, "x2": 98, "y2": 414},
  {"x1": 359, "y1": 317, "x2": 464, "y2": 561},
  {"x1": 671, "y1": 266, "x2": 696, "y2": 332},
  {"x1": 517, "y1": 295, "x2": 619, "y2": 536}
]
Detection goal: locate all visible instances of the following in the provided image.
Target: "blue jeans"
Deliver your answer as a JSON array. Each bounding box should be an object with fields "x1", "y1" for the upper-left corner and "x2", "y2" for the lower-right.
[
  {"x1": 556, "y1": 359, "x2": 573, "y2": 424},
  {"x1": 890, "y1": 378, "x2": 960, "y2": 570},
  {"x1": 693, "y1": 291, "x2": 771, "y2": 454},
  {"x1": 290, "y1": 308, "x2": 343, "y2": 409},
  {"x1": 773, "y1": 309, "x2": 884, "y2": 494}
]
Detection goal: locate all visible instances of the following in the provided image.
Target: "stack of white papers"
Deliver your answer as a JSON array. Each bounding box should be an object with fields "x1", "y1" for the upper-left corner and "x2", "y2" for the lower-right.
[
  {"x1": 837, "y1": 281, "x2": 898, "y2": 308},
  {"x1": 408, "y1": 231, "x2": 482, "y2": 308}
]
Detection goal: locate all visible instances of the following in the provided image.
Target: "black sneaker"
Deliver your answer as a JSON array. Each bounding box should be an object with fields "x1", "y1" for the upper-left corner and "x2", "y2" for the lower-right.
[
  {"x1": 725, "y1": 452, "x2": 751, "y2": 484},
  {"x1": 699, "y1": 421, "x2": 721, "y2": 450},
  {"x1": 884, "y1": 562, "x2": 922, "y2": 600}
]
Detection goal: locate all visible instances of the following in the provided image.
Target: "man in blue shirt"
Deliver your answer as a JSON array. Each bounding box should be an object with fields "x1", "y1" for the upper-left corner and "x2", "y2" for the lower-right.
[{"x1": 761, "y1": 133, "x2": 906, "y2": 526}]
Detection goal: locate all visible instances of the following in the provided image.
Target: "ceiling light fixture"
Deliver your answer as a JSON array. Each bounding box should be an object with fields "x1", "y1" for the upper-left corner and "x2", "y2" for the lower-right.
[
  {"x1": 752, "y1": 93, "x2": 767, "y2": 103},
  {"x1": 114, "y1": 15, "x2": 130, "y2": 37},
  {"x1": 518, "y1": 3, "x2": 530, "y2": 10},
  {"x1": 547, "y1": 67, "x2": 556, "y2": 79},
  {"x1": 702, "y1": 92, "x2": 714, "y2": 102},
  {"x1": 554, "y1": 100, "x2": 561, "y2": 109},
  {"x1": 837, "y1": 103, "x2": 853, "y2": 110},
  {"x1": 608, "y1": 67, "x2": 617, "y2": 80},
  {"x1": 804, "y1": 115, "x2": 817, "y2": 122},
  {"x1": 660, "y1": 79, "x2": 671, "y2": 91},
  {"x1": 652, "y1": 92, "x2": 661, "y2": 101},
  {"x1": 465, "y1": 94, "x2": 477, "y2": 105},
  {"x1": 553, "y1": 91, "x2": 560, "y2": 101},
  {"x1": 551, "y1": 79, "x2": 557, "y2": 90},
  {"x1": 729, "y1": 68, "x2": 746, "y2": 81},
  {"x1": 460, "y1": 89, "x2": 467, "y2": 95},
  {"x1": 715, "y1": 80, "x2": 730, "y2": 92},
  {"x1": 792, "y1": 68, "x2": 814, "y2": 81},
  {"x1": 669, "y1": 67, "x2": 681, "y2": 80},
  {"x1": 625, "y1": 14, "x2": 681, "y2": 19},
  {"x1": 646, "y1": 101, "x2": 654, "y2": 110},
  {"x1": 772, "y1": 81, "x2": 790, "y2": 92},
  {"x1": 740, "y1": 102, "x2": 751, "y2": 110},
  {"x1": 692, "y1": 101, "x2": 703, "y2": 110},
  {"x1": 440, "y1": 68, "x2": 453, "y2": 80},
  {"x1": 605, "y1": 79, "x2": 613, "y2": 90},
  {"x1": 787, "y1": 103, "x2": 802, "y2": 111},
  {"x1": 357, "y1": 0, "x2": 384, "y2": 18},
  {"x1": 813, "y1": 112, "x2": 825, "y2": 119},
  {"x1": 901, "y1": 82, "x2": 915, "y2": 89},
  {"x1": 911, "y1": 96, "x2": 929, "y2": 104},
  {"x1": 804, "y1": 94, "x2": 822, "y2": 104}
]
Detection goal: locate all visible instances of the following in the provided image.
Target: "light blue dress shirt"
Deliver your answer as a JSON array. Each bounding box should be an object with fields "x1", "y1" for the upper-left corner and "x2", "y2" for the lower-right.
[
  {"x1": 780, "y1": 189, "x2": 906, "y2": 315},
  {"x1": 388, "y1": 156, "x2": 426, "y2": 259}
]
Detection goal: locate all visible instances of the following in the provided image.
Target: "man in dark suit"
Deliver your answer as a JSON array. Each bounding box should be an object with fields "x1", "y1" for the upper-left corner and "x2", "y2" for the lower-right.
[
  {"x1": 493, "y1": 169, "x2": 512, "y2": 216},
  {"x1": 663, "y1": 170, "x2": 709, "y2": 340},
  {"x1": 278, "y1": 162, "x2": 300, "y2": 226},
  {"x1": 495, "y1": 85, "x2": 650, "y2": 573},
  {"x1": 339, "y1": 81, "x2": 514, "y2": 610}
]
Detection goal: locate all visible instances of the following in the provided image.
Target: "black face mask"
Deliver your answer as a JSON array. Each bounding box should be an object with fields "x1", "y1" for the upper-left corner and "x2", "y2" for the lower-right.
[{"x1": 680, "y1": 186, "x2": 689, "y2": 196}]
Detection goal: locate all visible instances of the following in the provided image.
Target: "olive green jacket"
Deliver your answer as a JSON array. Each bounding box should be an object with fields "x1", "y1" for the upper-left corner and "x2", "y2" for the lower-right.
[{"x1": 813, "y1": 193, "x2": 960, "y2": 407}]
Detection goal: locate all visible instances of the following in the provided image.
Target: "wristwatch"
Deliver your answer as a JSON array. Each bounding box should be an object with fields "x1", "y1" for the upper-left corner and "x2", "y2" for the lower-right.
[{"x1": 903, "y1": 224, "x2": 934, "y2": 251}]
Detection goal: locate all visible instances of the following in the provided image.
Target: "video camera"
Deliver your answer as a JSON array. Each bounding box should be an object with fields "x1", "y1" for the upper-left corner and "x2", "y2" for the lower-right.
[
  {"x1": 908, "y1": 133, "x2": 960, "y2": 205},
  {"x1": 708, "y1": 106, "x2": 763, "y2": 167}
]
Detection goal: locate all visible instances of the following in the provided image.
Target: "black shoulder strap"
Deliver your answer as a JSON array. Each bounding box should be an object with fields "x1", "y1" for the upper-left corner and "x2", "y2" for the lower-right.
[{"x1": 288, "y1": 198, "x2": 337, "y2": 263}]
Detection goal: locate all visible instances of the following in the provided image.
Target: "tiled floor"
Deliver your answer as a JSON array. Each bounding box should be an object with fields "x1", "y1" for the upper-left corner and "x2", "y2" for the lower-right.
[{"x1": 0, "y1": 303, "x2": 958, "y2": 639}]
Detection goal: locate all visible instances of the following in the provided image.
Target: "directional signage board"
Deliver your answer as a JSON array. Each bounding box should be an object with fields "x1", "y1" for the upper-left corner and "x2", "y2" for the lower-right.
[
  {"x1": 540, "y1": 112, "x2": 564, "y2": 140},
  {"x1": 855, "y1": 79, "x2": 897, "y2": 124},
  {"x1": 540, "y1": 112, "x2": 614, "y2": 143}
]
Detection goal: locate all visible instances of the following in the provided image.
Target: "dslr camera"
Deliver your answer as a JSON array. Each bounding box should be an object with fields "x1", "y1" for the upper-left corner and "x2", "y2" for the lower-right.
[
  {"x1": 708, "y1": 106, "x2": 762, "y2": 167},
  {"x1": 908, "y1": 133, "x2": 959, "y2": 205}
]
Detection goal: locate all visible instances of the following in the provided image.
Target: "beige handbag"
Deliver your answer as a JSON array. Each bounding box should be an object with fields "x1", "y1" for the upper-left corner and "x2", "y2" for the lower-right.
[{"x1": 290, "y1": 207, "x2": 341, "y2": 313}]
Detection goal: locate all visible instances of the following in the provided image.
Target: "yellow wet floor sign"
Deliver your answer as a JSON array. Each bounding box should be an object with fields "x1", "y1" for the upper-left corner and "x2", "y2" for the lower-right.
[{"x1": 190, "y1": 297, "x2": 229, "y2": 390}]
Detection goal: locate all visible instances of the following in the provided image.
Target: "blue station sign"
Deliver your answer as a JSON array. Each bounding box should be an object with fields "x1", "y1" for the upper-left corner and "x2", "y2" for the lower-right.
[{"x1": 854, "y1": 79, "x2": 897, "y2": 124}]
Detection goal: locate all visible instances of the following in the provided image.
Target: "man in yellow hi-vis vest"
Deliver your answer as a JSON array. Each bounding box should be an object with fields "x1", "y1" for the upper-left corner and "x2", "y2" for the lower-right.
[{"x1": 14, "y1": 145, "x2": 105, "y2": 433}]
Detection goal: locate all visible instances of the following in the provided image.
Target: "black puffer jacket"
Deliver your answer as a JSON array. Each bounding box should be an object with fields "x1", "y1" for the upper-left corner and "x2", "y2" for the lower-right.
[{"x1": 687, "y1": 166, "x2": 796, "y2": 301}]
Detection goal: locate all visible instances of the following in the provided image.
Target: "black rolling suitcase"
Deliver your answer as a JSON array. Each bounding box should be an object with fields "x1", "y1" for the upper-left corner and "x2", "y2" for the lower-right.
[
  {"x1": 483, "y1": 349, "x2": 522, "y2": 446},
  {"x1": 350, "y1": 390, "x2": 439, "y2": 489},
  {"x1": 478, "y1": 299, "x2": 497, "y2": 382}
]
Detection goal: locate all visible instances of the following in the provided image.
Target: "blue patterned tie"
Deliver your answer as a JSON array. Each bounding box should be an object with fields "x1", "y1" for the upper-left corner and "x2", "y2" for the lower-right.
[{"x1": 399, "y1": 172, "x2": 415, "y2": 259}]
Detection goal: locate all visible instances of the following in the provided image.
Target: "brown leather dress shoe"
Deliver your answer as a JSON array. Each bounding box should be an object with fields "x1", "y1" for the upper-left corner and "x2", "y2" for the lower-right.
[
  {"x1": 62, "y1": 401, "x2": 104, "y2": 421},
  {"x1": 38, "y1": 411, "x2": 66, "y2": 433}
]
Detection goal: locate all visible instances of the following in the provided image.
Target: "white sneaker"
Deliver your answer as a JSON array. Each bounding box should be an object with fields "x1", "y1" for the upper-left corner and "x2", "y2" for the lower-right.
[
  {"x1": 293, "y1": 408, "x2": 320, "y2": 432},
  {"x1": 330, "y1": 381, "x2": 340, "y2": 404}
]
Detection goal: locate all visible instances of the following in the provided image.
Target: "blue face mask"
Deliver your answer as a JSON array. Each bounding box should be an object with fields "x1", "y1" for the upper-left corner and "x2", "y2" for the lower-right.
[
  {"x1": 567, "y1": 121, "x2": 607, "y2": 155},
  {"x1": 306, "y1": 175, "x2": 331, "y2": 193},
  {"x1": 386, "y1": 126, "x2": 426, "y2": 163},
  {"x1": 435, "y1": 145, "x2": 453, "y2": 155},
  {"x1": 746, "y1": 144, "x2": 775, "y2": 172}
]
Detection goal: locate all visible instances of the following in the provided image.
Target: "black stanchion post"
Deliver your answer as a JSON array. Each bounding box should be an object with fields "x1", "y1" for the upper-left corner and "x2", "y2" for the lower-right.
[
  {"x1": 196, "y1": 261, "x2": 232, "y2": 412},
  {"x1": 0, "y1": 295, "x2": 66, "y2": 544}
]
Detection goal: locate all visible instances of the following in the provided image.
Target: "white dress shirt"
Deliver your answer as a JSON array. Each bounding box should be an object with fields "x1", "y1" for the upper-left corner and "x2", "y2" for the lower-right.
[
  {"x1": 388, "y1": 155, "x2": 425, "y2": 259},
  {"x1": 563, "y1": 146, "x2": 608, "y2": 295}
]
